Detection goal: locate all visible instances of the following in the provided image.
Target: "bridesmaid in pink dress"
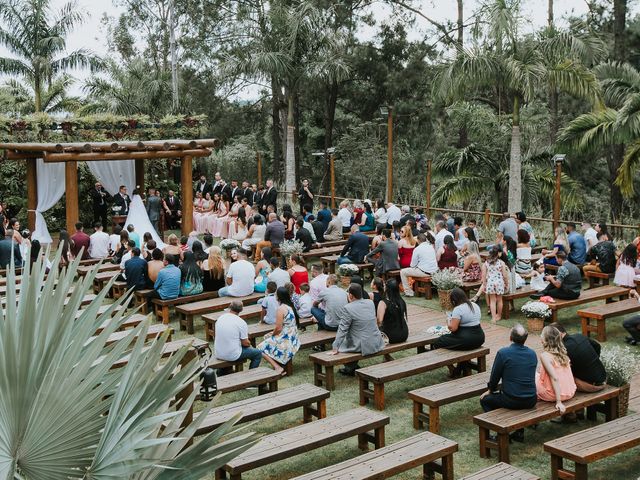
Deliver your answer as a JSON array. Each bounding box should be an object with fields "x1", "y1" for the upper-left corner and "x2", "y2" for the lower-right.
[
  {"x1": 223, "y1": 195, "x2": 241, "y2": 238},
  {"x1": 192, "y1": 192, "x2": 205, "y2": 233},
  {"x1": 203, "y1": 193, "x2": 219, "y2": 234},
  {"x1": 211, "y1": 193, "x2": 230, "y2": 238}
]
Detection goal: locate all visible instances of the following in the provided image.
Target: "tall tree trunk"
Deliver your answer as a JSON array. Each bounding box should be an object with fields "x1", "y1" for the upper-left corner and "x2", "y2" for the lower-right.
[
  {"x1": 34, "y1": 77, "x2": 42, "y2": 113},
  {"x1": 294, "y1": 91, "x2": 301, "y2": 188},
  {"x1": 548, "y1": 0, "x2": 554, "y2": 28},
  {"x1": 507, "y1": 96, "x2": 522, "y2": 213},
  {"x1": 285, "y1": 95, "x2": 297, "y2": 200},
  {"x1": 323, "y1": 80, "x2": 338, "y2": 194},
  {"x1": 609, "y1": 0, "x2": 627, "y2": 220},
  {"x1": 548, "y1": 0, "x2": 559, "y2": 144},
  {"x1": 457, "y1": 0, "x2": 464, "y2": 48},
  {"x1": 169, "y1": 0, "x2": 179, "y2": 112},
  {"x1": 270, "y1": 77, "x2": 282, "y2": 185}
]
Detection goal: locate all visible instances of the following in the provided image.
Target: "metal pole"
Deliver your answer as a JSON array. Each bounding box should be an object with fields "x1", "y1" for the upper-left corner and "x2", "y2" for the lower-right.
[
  {"x1": 257, "y1": 151, "x2": 262, "y2": 187},
  {"x1": 330, "y1": 153, "x2": 336, "y2": 209},
  {"x1": 426, "y1": 159, "x2": 432, "y2": 218},
  {"x1": 553, "y1": 160, "x2": 562, "y2": 232},
  {"x1": 386, "y1": 107, "x2": 393, "y2": 203}
]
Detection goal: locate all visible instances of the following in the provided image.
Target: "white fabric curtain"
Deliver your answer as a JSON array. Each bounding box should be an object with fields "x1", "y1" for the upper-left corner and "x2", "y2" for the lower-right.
[
  {"x1": 86, "y1": 160, "x2": 136, "y2": 196},
  {"x1": 32, "y1": 159, "x2": 66, "y2": 244}
]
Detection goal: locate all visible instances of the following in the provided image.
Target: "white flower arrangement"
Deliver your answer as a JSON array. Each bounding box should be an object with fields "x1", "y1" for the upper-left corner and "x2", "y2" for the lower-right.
[
  {"x1": 427, "y1": 325, "x2": 450, "y2": 336},
  {"x1": 431, "y1": 268, "x2": 463, "y2": 291},
  {"x1": 219, "y1": 238, "x2": 241, "y2": 251},
  {"x1": 112, "y1": 206, "x2": 122, "y2": 213},
  {"x1": 279, "y1": 239, "x2": 305, "y2": 257},
  {"x1": 520, "y1": 301, "x2": 552, "y2": 319},
  {"x1": 338, "y1": 263, "x2": 360, "y2": 276},
  {"x1": 600, "y1": 345, "x2": 638, "y2": 387}
]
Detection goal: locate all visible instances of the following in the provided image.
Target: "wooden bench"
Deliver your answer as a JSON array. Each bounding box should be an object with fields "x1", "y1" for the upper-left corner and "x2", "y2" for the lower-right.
[
  {"x1": 195, "y1": 383, "x2": 329, "y2": 436},
  {"x1": 409, "y1": 372, "x2": 491, "y2": 433},
  {"x1": 133, "y1": 289, "x2": 153, "y2": 313},
  {"x1": 75, "y1": 302, "x2": 126, "y2": 320},
  {"x1": 92, "y1": 270, "x2": 119, "y2": 294},
  {"x1": 381, "y1": 269, "x2": 401, "y2": 281},
  {"x1": 585, "y1": 269, "x2": 615, "y2": 289},
  {"x1": 215, "y1": 408, "x2": 389, "y2": 480},
  {"x1": 356, "y1": 347, "x2": 490, "y2": 410},
  {"x1": 77, "y1": 263, "x2": 120, "y2": 278},
  {"x1": 215, "y1": 366, "x2": 280, "y2": 395},
  {"x1": 320, "y1": 255, "x2": 374, "y2": 276},
  {"x1": 546, "y1": 285, "x2": 630, "y2": 322},
  {"x1": 111, "y1": 281, "x2": 128, "y2": 299},
  {"x1": 94, "y1": 312, "x2": 146, "y2": 334},
  {"x1": 503, "y1": 285, "x2": 536, "y2": 319},
  {"x1": 577, "y1": 297, "x2": 640, "y2": 342},
  {"x1": 460, "y1": 462, "x2": 539, "y2": 480},
  {"x1": 300, "y1": 245, "x2": 345, "y2": 263},
  {"x1": 174, "y1": 292, "x2": 262, "y2": 333},
  {"x1": 151, "y1": 290, "x2": 220, "y2": 326},
  {"x1": 309, "y1": 331, "x2": 438, "y2": 390},
  {"x1": 474, "y1": 385, "x2": 621, "y2": 463},
  {"x1": 544, "y1": 412, "x2": 640, "y2": 480},
  {"x1": 111, "y1": 337, "x2": 208, "y2": 369},
  {"x1": 411, "y1": 276, "x2": 433, "y2": 299},
  {"x1": 100, "y1": 323, "x2": 172, "y2": 346},
  {"x1": 291, "y1": 431, "x2": 458, "y2": 480},
  {"x1": 203, "y1": 304, "x2": 263, "y2": 341}
]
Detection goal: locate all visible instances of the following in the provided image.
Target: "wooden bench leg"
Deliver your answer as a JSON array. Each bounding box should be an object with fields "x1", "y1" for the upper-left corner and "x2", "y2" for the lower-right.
[
  {"x1": 478, "y1": 427, "x2": 490, "y2": 458},
  {"x1": 550, "y1": 454, "x2": 563, "y2": 480},
  {"x1": 313, "y1": 363, "x2": 324, "y2": 387},
  {"x1": 503, "y1": 301, "x2": 511, "y2": 319},
  {"x1": 605, "y1": 397, "x2": 619, "y2": 421},
  {"x1": 215, "y1": 469, "x2": 226, "y2": 480},
  {"x1": 413, "y1": 401, "x2": 424, "y2": 429},
  {"x1": 575, "y1": 463, "x2": 588, "y2": 480},
  {"x1": 428, "y1": 406, "x2": 440, "y2": 433},
  {"x1": 497, "y1": 432, "x2": 510, "y2": 463},
  {"x1": 205, "y1": 324, "x2": 213, "y2": 342},
  {"x1": 423, "y1": 463, "x2": 435, "y2": 480},
  {"x1": 477, "y1": 355, "x2": 487, "y2": 373},
  {"x1": 581, "y1": 317, "x2": 590, "y2": 338},
  {"x1": 441, "y1": 454, "x2": 454, "y2": 480},
  {"x1": 426, "y1": 284, "x2": 432, "y2": 300},
  {"x1": 302, "y1": 398, "x2": 327, "y2": 422},
  {"x1": 373, "y1": 382, "x2": 385, "y2": 410},
  {"x1": 186, "y1": 315, "x2": 194, "y2": 334},
  {"x1": 359, "y1": 378, "x2": 370, "y2": 406},
  {"x1": 283, "y1": 360, "x2": 293, "y2": 377},
  {"x1": 161, "y1": 306, "x2": 169, "y2": 325},
  {"x1": 374, "y1": 425, "x2": 385, "y2": 448},
  {"x1": 597, "y1": 319, "x2": 606, "y2": 342}
]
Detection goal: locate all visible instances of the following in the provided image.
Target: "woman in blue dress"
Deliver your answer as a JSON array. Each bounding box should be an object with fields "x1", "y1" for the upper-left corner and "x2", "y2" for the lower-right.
[
  {"x1": 254, "y1": 247, "x2": 272, "y2": 293},
  {"x1": 258, "y1": 287, "x2": 301, "y2": 376},
  {"x1": 542, "y1": 227, "x2": 570, "y2": 267}
]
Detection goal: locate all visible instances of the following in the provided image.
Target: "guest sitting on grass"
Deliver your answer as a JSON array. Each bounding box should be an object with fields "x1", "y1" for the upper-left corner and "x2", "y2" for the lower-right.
[
  {"x1": 536, "y1": 325, "x2": 577, "y2": 415},
  {"x1": 530, "y1": 251, "x2": 582, "y2": 300}
]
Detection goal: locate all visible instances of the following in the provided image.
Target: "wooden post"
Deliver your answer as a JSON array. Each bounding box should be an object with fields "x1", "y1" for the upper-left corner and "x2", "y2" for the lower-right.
[
  {"x1": 386, "y1": 107, "x2": 394, "y2": 203},
  {"x1": 426, "y1": 159, "x2": 432, "y2": 218},
  {"x1": 553, "y1": 160, "x2": 562, "y2": 232},
  {"x1": 256, "y1": 151, "x2": 262, "y2": 187},
  {"x1": 65, "y1": 161, "x2": 79, "y2": 233},
  {"x1": 181, "y1": 156, "x2": 193, "y2": 235},
  {"x1": 135, "y1": 159, "x2": 145, "y2": 192},
  {"x1": 330, "y1": 153, "x2": 336, "y2": 209},
  {"x1": 484, "y1": 208, "x2": 491, "y2": 228},
  {"x1": 26, "y1": 158, "x2": 37, "y2": 231}
]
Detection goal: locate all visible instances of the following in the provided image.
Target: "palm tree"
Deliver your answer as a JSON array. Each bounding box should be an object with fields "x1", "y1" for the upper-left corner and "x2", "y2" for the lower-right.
[
  {"x1": 435, "y1": 0, "x2": 602, "y2": 213},
  {"x1": 0, "y1": 0, "x2": 103, "y2": 112},
  {"x1": 4, "y1": 74, "x2": 81, "y2": 114},
  {"x1": 0, "y1": 249, "x2": 256, "y2": 478}
]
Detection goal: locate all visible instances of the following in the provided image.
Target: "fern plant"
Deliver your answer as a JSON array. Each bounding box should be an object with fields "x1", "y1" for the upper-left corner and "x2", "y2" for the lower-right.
[{"x1": 0, "y1": 249, "x2": 257, "y2": 479}]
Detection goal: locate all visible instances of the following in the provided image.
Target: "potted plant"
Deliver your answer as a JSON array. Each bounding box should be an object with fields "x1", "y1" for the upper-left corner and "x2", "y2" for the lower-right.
[
  {"x1": 430, "y1": 268, "x2": 463, "y2": 311},
  {"x1": 520, "y1": 301, "x2": 552, "y2": 333},
  {"x1": 337, "y1": 263, "x2": 360, "y2": 287},
  {"x1": 219, "y1": 238, "x2": 241, "y2": 258},
  {"x1": 279, "y1": 239, "x2": 305, "y2": 267},
  {"x1": 600, "y1": 345, "x2": 638, "y2": 417}
]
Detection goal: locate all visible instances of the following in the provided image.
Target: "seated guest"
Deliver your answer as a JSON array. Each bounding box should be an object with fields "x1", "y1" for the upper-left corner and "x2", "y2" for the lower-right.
[
  {"x1": 268, "y1": 256, "x2": 290, "y2": 287},
  {"x1": 242, "y1": 215, "x2": 266, "y2": 252},
  {"x1": 370, "y1": 277, "x2": 384, "y2": 310},
  {"x1": 434, "y1": 288, "x2": 485, "y2": 350},
  {"x1": 376, "y1": 279, "x2": 408, "y2": 344},
  {"x1": 400, "y1": 233, "x2": 438, "y2": 296},
  {"x1": 582, "y1": 221, "x2": 598, "y2": 251},
  {"x1": 124, "y1": 247, "x2": 148, "y2": 291},
  {"x1": 163, "y1": 234, "x2": 183, "y2": 259},
  {"x1": 359, "y1": 202, "x2": 376, "y2": 232},
  {"x1": 214, "y1": 300, "x2": 262, "y2": 369},
  {"x1": 297, "y1": 283, "x2": 313, "y2": 317},
  {"x1": 498, "y1": 212, "x2": 518, "y2": 241},
  {"x1": 89, "y1": 222, "x2": 110, "y2": 259},
  {"x1": 550, "y1": 322, "x2": 606, "y2": 392},
  {"x1": 254, "y1": 212, "x2": 285, "y2": 262},
  {"x1": 623, "y1": 290, "x2": 640, "y2": 346},
  {"x1": 294, "y1": 218, "x2": 313, "y2": 252},
  {"x1": 566, "y1": 222, "x2": 587, "y2": 265},
  {"x1": 514, "y1": 229, "x2": 532, "y2": 277},
  {"x1": 202, "y1": 246, "x2": 226, "y2": 292},
  {"x1": 179, "y1": 251, "x2": 203, "y2": 296},
  {"x1": 203, "y1": 233, "x2": 214, "y2": 254},
  {"x1": 461, "y1": 241, "x2": 482, "y2": 282},
  {"x1": 301, "y1": 215, "x2": 317, "y2": 242},
  {"x1": 531, "y1": 251, "x2": 582, "y2": 300},
  {"x1": 323, "y1": 208, "x2": 343, "y2": 241},
  {"x1": 515, "y1": 211, "x2": 536, "y2": 247},
  {"x1": 436, "y1": 235, "x2": 458, "y2": 269},
  {"x1": 542, "y1": 227, "x2": 570, "y2": 266},
  {"x1": 108, "y1": 225, "x2": 122, "y2": 256},
  {"x1": 398, "y1": 205, "x2": 413, "y2": 228},
  {"x1": 316, "y1": 200, "x2": 332, "y2": 231},
  {"x1": 614, "y1": 244, "x2": 639, "y2": 288},
  {"x1": 434, "y1": 220, "x2": 453, "y2": 251},
  {"x1": 0, "y1": 228, "x2": 22, "y2": 269},
  {"x1": 148, "y1": 253, "x2": 181, "y2": 302},
  {"x1": 147, "y1": 248, "x2": 165, "y2": 284},
  {"x1": 536, "y1": 326, "x2": 577, "y2": 414},
  {"x1": 254, "y1": 247, "x2": 272, "y2": 293},
  {"x1": 337, "y1": 224, "x2": 369, "y2": 265},
  {"x1": 453, "y1": 217, "x2": 468, "y2": 251},
  {"x1": 191, "y1": 240, "x2": 207, "y2": 263},
  {"x1": 310, "y1": 216, "x2": 326, "y2": 243},
  {"x1": 374, "y1": 199, "x2": 388, "y2": 229},
  {"x1": 117, "y1": 240, "x2": 136, "y2": 280},
  {"x1": 337, "y1": 200, "x2": 352, "y2": 233},
  {"x1": 259, "y1": 281, "x2": 279, "y2": 324},
  {"x1": 70, "y1": 222, "x2": 91, "y2": 260},
  {"x1": 397, "y1": 225, "x2": 417, "y2": 268},
  {"x1": 366, "y1": 228, "x2": 400, "y2": 275},
  {"x1": 143, "y1": 239, "x2": 156, "y2": 261},
  {"x1": 309, "y1": 264, "x2": 328, "y2": 301},
  {"x1": 287, "y1": 254, "x2": 309, "y2": 294},
  {"x1": 331, "y1": 283, "x2": 385, "y2": 376},
  {"x1": 386, "y1": 202, "x2": 401, "y2": 227},
  {"x1": 312, "y1": 274, "x2": 348, "y2": 332},
  {"x1": 583, "y1": 231, "x2": 616, "y2": 274},
  {"x1": 258, "y1": 286, "x2": 301, "y2": 375},
  {"x1": 127, "y1": 224, "x2": 141, "y2": 248},
  {"x1": 219, "y1": 249, "x2": 255, "y2": 297},
  {"x1": 480, "y1": 324, "x2": 537, "y2": 441}
]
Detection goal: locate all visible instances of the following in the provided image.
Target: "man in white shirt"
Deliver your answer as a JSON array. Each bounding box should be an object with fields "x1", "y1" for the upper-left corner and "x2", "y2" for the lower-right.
[
  {"x1": 434, "y1": 220, "x2": 453, "y2": 251},
  {"x1": 214, "y1": 301, "x2": 262, "y2": 369},
  {"x1": 386, "y1": 202, "x2": 402, "y2": 226},
  {"x1": 118, "y1": 239, "x2": 135, "y2": 280},
  {"x1": 267, "y1": 256, "x2": 290, "y2": 288},
  {"x1": 89, "y1": 221, "x2": 111, "y2": 259},
  {"x1": 582, "y1": 222, "x2": 598, "y2": 251},
  {"x1": 108, "y1": 226, "x2": 122, "y2": 256},
  {"x1": 337, "y1": 200, "x2": 352, "y2": 233},
  {"x1": 309, "y1": 264, "x2": 328, "y2": 302},
  {"x1": 400, "y1": 233, "x2": 439, "y2": 296},
  {"x1": 218, "y1": 249, "x2": 255, "y2": 297}
]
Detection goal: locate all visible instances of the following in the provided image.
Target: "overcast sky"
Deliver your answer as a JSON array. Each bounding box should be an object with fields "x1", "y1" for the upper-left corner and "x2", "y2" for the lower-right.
[{"x1": 10, "y1": 0, "x2": 615, "y2": 99}]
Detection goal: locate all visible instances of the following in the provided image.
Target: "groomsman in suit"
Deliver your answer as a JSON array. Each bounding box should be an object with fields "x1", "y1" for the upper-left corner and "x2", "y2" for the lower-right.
[
  {"x1": 229, "y1": 180, "x2": 240, "y2": 201},
  {"x1": 162, "y1": 190, "x2": 182, "y2": 230},
  {"x1": 146, "y1": 187, "x2": 162, "y2": 233},
  {"x1": 113, "y1": 185, "x2": 131, "y2": 216},
  {"x1": 211, "y1": 172, "x2": 223, "y2": 195},
  {"x1": 195, "y1": 175, "x2": 212, "y2": 197},
  {"x1": 89, "y1": 181, "x2": 112, "y2": 227},
  {"x1": 219, "y1": 180, "x2": 232, "y2": 200},
  {"x1": 241, "y1": 181, "x2": 252, "y2": 204},
  {"x1": 260, "y1": 179, "x2": 278, "y2": 215}
]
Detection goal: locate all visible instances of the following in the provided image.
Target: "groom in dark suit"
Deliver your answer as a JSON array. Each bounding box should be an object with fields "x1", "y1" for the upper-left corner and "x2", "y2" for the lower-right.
[
  {"x1": 113, "y1": 185, "x2": 131, "y2": 216},
  {"x1": 162, "y1": 190, "x2": 181, "y2": 230}
]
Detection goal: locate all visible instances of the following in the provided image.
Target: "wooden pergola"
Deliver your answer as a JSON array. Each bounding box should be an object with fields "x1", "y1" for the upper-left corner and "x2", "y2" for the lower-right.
[{"x1": 0, "y1": 139, "x2": 220, "y2": 235}]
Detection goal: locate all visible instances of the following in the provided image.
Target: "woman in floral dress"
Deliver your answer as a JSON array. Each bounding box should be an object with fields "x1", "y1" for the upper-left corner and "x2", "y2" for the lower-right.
[{"x1": 258, "y1": 286, "x2": 301, "y2": 376}]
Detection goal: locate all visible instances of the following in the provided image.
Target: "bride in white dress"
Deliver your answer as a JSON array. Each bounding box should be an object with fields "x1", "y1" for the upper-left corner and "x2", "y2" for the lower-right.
[{"x1": 124, "y1": 194, "x2": 166, "y2": 249}]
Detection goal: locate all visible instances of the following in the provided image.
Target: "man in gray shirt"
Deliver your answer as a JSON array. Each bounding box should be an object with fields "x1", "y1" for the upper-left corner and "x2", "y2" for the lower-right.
[
  {"x1": 531, "y1": 251, "x2": 582, "y2": 300},
  {"x1": 312, "y1": 274, "x2": 348, "y2": 332},
  {"x1": 330, "y1": 283, "x2": 386, "y2": 376},
  {"x1": 255, "y1": 212, "x2": 286, "y2": 261},
  {"x1": 498, "y1": 213, "x2": 518, "y2": 240}
]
